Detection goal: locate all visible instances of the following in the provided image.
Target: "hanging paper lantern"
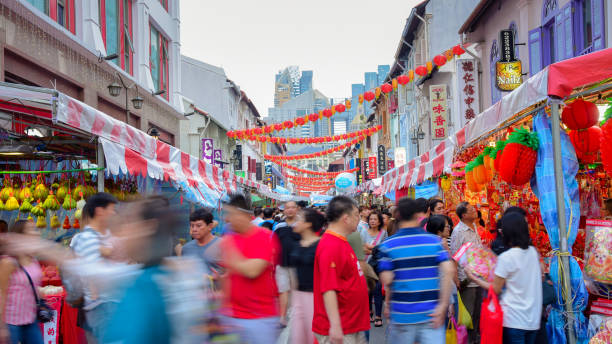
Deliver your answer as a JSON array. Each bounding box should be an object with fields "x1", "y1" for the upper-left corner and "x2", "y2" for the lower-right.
[
  {"x1": 415, "y1": 65, "x2": 428, "y2": 76},
  {"x1": 283, "y1": 120, "x2": 294, "y2": 129},
  {"x1": 264, "y1": 125, "x2": 273, "y2": 134},
  {"x1": 375, "y1": 87, "x2": 381, "y2": 99},
  {"x1": 364, "y1": 91, "x2": 375, "y2": 102},
  {"x1": 569, "y1": 126, "x2": 602, "y2": 154},
  {"x1": 248, "y1": 136, "x2": 257, "y2": 141},
  {"x1": 440, "y1": 176, "x2": 451, "y2": 191},
  {"x1": 341, "y1": 134, "x2": 348, "y2": 140},
  {"x1": 325, "y1": 136, "x2": 332, "y2": 142},
  {"x1": 345, "y1": 99, "x2": 351, "y2": 110},
  {"x1": 498, "y1": 128, "x2": 539, "y2": 185},
  {"x1": 331, "y1": 106, "x2": 336, "y2": 115},
  {"x1": 358, "y1": 94, "x2": 364, "y2": 104},
  {"x1": 226, "y1": 130, "x2": 235, "y2": 138},
  {"x1": 253, "y1": 127, "x2": 263, "y2": 135},
  {"x1": 426, "y1": 61, "x2": 433, "y2": 73},
  {"x1": 491, "y1": 140, "x2": 507, "y2": 171},
  {"x1": 472, "y1": 154, "x2": 490, "y2": 184},
  {"x1": 397, "y1": 75, "x2": 409, "y2": 85},
  {"x1": 274, "y1": 123, "x2": 283, "y2": 131},
  {"x1": 452, "y1": 44, "x2": 466, "y2": 56},
  {"x1": 323, "y1": 109, "x2": 333, "y2": 118},
  {"x1": 465, "y1": 162, "x2": 483, "y2": 193},
  {"x1": 298, "y1": 138, "x2": 306, "y2": 144},
  {"x1": 433, "y1": 54, "x2": 447, "y2": 67},
  {"x1": 482, "y1": 147, "x2": 493, "y2": 173},
  {"x1": 270, "y1": 137, "x2": 278, "y2": 144},
  {"x1": 392, "y1": 79, "x2": 398, "y2": 90},
  {"x1": 236, "y1": 131, "x2": 244, "y2": 140},
  {"x1": 278, "y1": 137, "x2": 286, "y2": 144},
  {"x1": 295, "y1": 117, "x2": 306, "y2": 126},
  {"x1": 381, "y1": 83, "x2": 392, "y2": 94},
  {"x1": 408, "y1": 70, "x2": 414, "y2": 81},
  {"x1": 335, "y1": 104, "x2": 346, "y2": 113},
  {"x1": 258, "y1": 136, "x2": 267, "y2": 143},
  {"x1": 289, "y1": 138, "x2": 298, "y2": 144},
  {"x1": 561, "y1": 99, "x2": 599, "y2": 130},
  {"x1": 308, "y1": 113, "x2": 319, "y2": 122}
]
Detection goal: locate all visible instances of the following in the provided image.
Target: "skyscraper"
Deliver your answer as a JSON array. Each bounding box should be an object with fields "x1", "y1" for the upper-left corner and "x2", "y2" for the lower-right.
[
  {"x1": 300, "y1": 70, "x2": 313, "y2": 95},
  {"x1": 274, "y1": 67, "x2": 315, "y2": 107},
  {"x1": 364, "y1": 72, "x2": 378, "y2": 91},
  {"x1": 378, "y1": 65, "x2": 390, "y2": 84}
]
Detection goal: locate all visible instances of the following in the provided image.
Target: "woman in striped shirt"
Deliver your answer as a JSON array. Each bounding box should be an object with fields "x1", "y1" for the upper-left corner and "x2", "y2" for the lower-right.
[{"x1": 0, "y1": 220, "x2": 44, "y2": 344}]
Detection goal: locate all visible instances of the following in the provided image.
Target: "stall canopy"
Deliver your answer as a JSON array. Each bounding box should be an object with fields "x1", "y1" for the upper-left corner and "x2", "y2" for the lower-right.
[
  {"x1": 380, "y1": 47, "x2": 612, "y2": 193},
  {"x1": 0, "y1": 83, "x2": 304, "y2": 205}
]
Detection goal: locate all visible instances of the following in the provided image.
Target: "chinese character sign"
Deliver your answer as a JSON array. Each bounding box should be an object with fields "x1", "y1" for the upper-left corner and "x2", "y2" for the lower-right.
[
  {"x1": 201, "y1": 138, "x2": 214, "y2": 164},
  {"x1": 429, "y1": 85, "x2": 448, "y2": 140},
  {"x1": 368, "y1": 156, "x2": 377, "y2": 179},
  {"x1": 457, "y1": 58, "x2": 480, "y2": 125},
  {"x1": 377, "y1": 145, "x2": 387, "y2": 176},
  {"x1": 213, "y1": 149, "x2": 223, "y2": 168}
]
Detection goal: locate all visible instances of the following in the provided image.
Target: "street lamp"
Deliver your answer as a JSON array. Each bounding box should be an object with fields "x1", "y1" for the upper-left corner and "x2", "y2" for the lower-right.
[
  {"x1": 148, "y1": 127, "x2": 160, "y2": 140},
  {"x1": 411, "y1": 125, "x2": 425, "y2": 155},
  {"x1": 107, "y1": 73, "x2": 145, "y2": 118},
  {"x1": 107, "y1": 82, "x2": 122, "y2": 97}
]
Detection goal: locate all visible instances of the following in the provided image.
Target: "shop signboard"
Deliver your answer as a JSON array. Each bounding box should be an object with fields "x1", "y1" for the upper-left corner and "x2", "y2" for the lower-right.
[
  {"x1": 363, "y1": 158, "x2": 370, "y2": 181},
  {"x1": 387, "y1": 160, "x2": 395, "y2": 170},
  {"x1": 457, "y1": 58, "x2": 480, "y2": 125},
  {"x1": 213, "y1": 149, "x2": 223, "y2": 168},
  {"x1": 394, "y1": 147, "x2": 406, "y2": 167},
  {"x1": 368, "y1": 156, "x2": 377, "y2": 179},
  {"x1": 377, "y1": 145, "x2": 387, "y2": 176},
  {"x1": 202, "y1": 138, "x2": 214, "y2": 164},
  {"x1": 496, "y1": 29, "x2": 523, "y2": 91},
  {"x1": 429, "y1": 85, "x2": 448, "y2": 140},
  {"x1": 235, "y1": 170, "x2": 245, "y2": 178}
]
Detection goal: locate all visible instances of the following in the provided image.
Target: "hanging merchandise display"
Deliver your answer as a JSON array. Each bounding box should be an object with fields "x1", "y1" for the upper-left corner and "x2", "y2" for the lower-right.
[{"x1": 498, "y1": 127, "x2": 539, "y2": 186}]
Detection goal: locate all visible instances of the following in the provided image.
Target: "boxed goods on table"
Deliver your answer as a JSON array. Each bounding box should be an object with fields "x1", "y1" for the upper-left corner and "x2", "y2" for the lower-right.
[{"x1": 452, "y1": 242, "x2": 497, "y2": 282}]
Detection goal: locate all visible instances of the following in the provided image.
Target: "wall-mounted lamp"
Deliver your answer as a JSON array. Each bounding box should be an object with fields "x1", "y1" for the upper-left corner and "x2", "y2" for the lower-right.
[
  {"x1": 152, "y1": 89, "x2": 166, "y2": 96},
  {"x1": 147, "y1": 127, "x2": 160, "y2": 140}
]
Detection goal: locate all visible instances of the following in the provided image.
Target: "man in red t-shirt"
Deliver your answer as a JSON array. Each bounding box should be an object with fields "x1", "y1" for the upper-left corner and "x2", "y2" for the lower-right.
[
  {"x1": 313, "y1": 196, "x2": 370, "y2": 344},
  {"x1": 221, "y1": 193, "x2": 281, "y2": 344}
]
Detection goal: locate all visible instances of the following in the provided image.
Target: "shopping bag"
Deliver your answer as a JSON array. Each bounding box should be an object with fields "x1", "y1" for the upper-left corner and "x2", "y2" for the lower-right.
[
  {"x1": 456, "y1": 291, "x2": 473, "y2": 330},
  {"x1": 454, "y1": 317, "x2": 468, "y2": 344},
  {"x1": 480, "y1": 286, "x2": 503, "y2": 344},
  {"x1": 446, "y1": 319, "x2": 458, "y2": 344}
]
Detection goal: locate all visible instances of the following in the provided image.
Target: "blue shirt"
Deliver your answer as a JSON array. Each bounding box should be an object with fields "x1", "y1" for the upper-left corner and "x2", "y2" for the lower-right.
[{"x1": 378, "y1": 227, "x2": 449, "y2": 325}]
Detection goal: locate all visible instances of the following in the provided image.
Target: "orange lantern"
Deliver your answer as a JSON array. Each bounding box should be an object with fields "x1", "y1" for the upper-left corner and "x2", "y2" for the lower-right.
[
  {"x1": 426, "y1": 61, "x2": 433, "y2": 73},
  {"x1": 408, "y1": 69, "x2": 414, "y2": 81},
  {"x1": 358, "y1": 94, "x2": 364, "y2": 104},
  {"x1": 345, "y1": 99, "x2": 351, "y2": 110},
  {"x1": 375, "y1": 87, "x2": 381, "y2": 99},
  {"x1": 392, "y1": 78, "x2": 398, "y2": 90}
]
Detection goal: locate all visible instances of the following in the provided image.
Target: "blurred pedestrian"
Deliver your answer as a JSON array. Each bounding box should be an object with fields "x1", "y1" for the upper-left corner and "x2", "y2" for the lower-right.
[
  {"x1": 360, "y1": 211, "x2": 387, "y2": 327},
  {"x1": 428, "y1": 198, "x2": 445, "y2": 216},
  {"x1": 260, "y1": 208, "x2": 276, "y2": 230},
  {"x1": 70, "y1": 192, "x2": 118, "y2": 341},
  {"x1": 252, "y1": 207, "x2": 264, "y2": 226},
  {"x1": 379, "y1": 198, "x2": 454, "y2": 344},
  {"x1": 312, "y1": 196, "x2": 369, "y2": 344},
  {"x1": 357, "y1": 206, "x2": 370, "y2": 233},
  {"x1": 0, "y1": 219, "x2": 7, "y2": 234},
  {"x1": 182, "y1": 208, "x2": 222, "y2": 276},
  {"x1": 0, "y1": 220, "x2": 44, "y2": 344},
  {"x1": 415, "y1": 198, "x2": 429, "y2": 227},
  {"x1": 289, "y1": 208, "x2": 325, "y2": 344},
  {"x1": 450, "y1": 202, "x2": 482, "y2": 344},
  {"x1": 426, "y1": 215, "x2": 459, "y2": 319},
  {"x1": 466, "y1": 212, "x2": 542, "y2": 344},
  {"x1": 221, "y1": 193, "x2": 281, "y2": 344}
]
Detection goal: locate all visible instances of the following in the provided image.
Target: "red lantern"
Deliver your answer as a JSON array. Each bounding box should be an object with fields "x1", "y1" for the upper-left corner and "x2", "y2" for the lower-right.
[
  {"x1": 377, "y1": 124, "x2": 383, "y2": 130},
  {"x1": 325, "y1": 136, "x2": 332, "y2": 142},
  {"x1": 226, "y1": 130, "x2": 235, "y2": 138},
  {"x1": 248, "y1": 136, "x2": 257, "y2": 141},
  {"x1": 295, "y1": 117, "x2": 305, "y2": 126},
  {"x1": 433, "y1": 54, "x2": 447, "y2": 67},
  {"x1": 335, "y1": 104, "x2": 346, "y2": 113},
  {"x1": 349, "y1": 132, "x2": 357, "y2": 138},
  {"x1": 561, "y1": 99, "x2": 599, "y2": 130},
  {"x1": 359, "y1": 135, "x2": 366, "y2": 141},
  {"x1": 299, "y1": 138, "x2": 306, "y2": 144},
  {"x1": 569, "y1": 126, "x2": 602, "y2": 154},
  {"x1": 397, "y1": 75, "x2": 409, "y2": 85},
  {"x1": 364, "y1": 91, "x2": 375, "y2": 102},
  {"x1": 309, "y1": 113, "x2": 319, "y2": 122},
  {"x1": 323, "y1": 109, "x2": 333, "y2": 118},
  {"x1": 452, "y1": 44, "x2": 466, "y2": 56},
  {"x1": 236, "y1": 131, "x2": 244, "y2": 139},
  {"x1": 332, "y1": 135, "x2": 339, "y2": 141},
  {"x1": 244, "y1": 129, "x2": 252, "y2": 136},
  {"x1": 264, "y1": 125, "x2": 273, "y2": 133},
  {"x1": 415, "y1": 65, "x2": 428, "y2": 76},
  {"x1": 278, "y1": 138, "x2": 286, "y2": 144},
  {"x1": 257, "y1": 136, "x2": 266, "y2": 142},
  {"x1": 341, "y1": 134, "x2": 348, "y2": 140},
  {"x1": 270, "y1": 137, "x2": 278, "y2": 144},
  {"x1": 254, "y1": 127, "x2": 264, "y2": 135},
  {"x1": 289, "y1": 138, "x2": 298, "y2": 144},
  {"x1": 283, "y1": 120, "x2": 294, "y2": 129},
  {"x1": 274, "y1": 123, "x2": 283, "y2": 131},
  {"x1": 381, "y1": 83, "x2": 393, "y2": 93}
]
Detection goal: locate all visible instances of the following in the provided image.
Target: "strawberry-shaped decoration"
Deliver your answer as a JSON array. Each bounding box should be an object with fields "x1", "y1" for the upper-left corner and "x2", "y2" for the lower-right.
[{"x1": 498, "y1": 127, "x2": 539, "y2": 185}]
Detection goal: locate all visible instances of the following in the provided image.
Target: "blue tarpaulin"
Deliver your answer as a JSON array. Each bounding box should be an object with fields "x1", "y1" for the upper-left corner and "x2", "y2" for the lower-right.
[
  {"x1": 414, "y1": 181, "x2": 439, "y2": 199},
  {"x1": 530, "y1": 112, "x2": 588, "y2": 344}
]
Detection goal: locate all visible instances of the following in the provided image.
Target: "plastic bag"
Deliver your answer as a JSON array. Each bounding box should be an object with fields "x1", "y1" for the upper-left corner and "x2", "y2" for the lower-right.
[
  {"x1": 480, "y1": 286, "x2": 503, "y2": 344},
  {"x1": 455, "y1": 317, "x2": 468, "y2": 344},
  {"x1": 446, "y1": 319, "x2": 457, "y2": 344},
  {"x1": 457, "y1": 291, "x2": 473, "y2": 330}
]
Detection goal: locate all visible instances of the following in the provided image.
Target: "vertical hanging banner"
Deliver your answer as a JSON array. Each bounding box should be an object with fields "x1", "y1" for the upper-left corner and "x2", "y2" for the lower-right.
[
  {"x1": 394, "y1": 147, "x2": 406, "y2": 167},
  {"x1": 363, "y1": 158, "x2": 370, "y2": 181},
  {"x1": 377, "y1": 145, "x2": 387, "y2": 176},
  {"x1": 356, "y1": 158, "x2": 363, "y2": 184},
  {"x1": 201, "y1": 138, "x2": 214, "y2": 164},
  {"x1": 457, "y1": 59, "x2": 480, "y2": 125},
  {"x1": 368, "y1": 156, "x2": 377, "y2": 179},
  {"x1": 213, "y1": 149, "x2": 223, "y2": 168},
  {"x1": 429, "y1": 85, "x2": 448, "y2": 140}
]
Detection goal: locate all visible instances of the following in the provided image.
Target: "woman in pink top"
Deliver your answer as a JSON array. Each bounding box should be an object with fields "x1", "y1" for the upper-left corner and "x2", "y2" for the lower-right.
[{"x1": 0, "y1": 220, "x2": 44, "y2": 344}]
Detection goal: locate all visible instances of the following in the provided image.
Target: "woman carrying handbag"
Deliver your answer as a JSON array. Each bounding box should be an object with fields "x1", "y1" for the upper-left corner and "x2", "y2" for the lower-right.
[
  {"x1": 0, "y1": 220, "x2": 45, "y2": 344},
  {"x1": 465, "y1": 212, "x2": 542, "y2": 344}
]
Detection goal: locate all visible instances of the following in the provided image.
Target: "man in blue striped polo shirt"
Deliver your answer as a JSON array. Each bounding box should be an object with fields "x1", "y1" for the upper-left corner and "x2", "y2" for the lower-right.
[{"x1": 379, "y1": 197, "x2": 455, "y2": 344}]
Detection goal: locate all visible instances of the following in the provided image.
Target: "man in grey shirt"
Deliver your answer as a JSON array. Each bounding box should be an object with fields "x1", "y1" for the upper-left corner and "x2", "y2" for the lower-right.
[{"x1": 182, "y1": 208, "x2": 221, "y2": 275}]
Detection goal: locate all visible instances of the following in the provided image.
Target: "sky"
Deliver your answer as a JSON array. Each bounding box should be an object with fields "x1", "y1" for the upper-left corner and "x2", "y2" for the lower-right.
[{"x1": 180, "y1": 0, "x2": 422, "y2": 117}]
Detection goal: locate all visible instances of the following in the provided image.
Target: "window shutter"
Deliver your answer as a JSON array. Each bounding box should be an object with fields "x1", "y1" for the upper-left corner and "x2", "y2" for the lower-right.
[
  {"x1": 592, "y1": 0, "x2": 605, "y2": 51},
  {"x1": 554, "y1": 3, "x2": 574, "y2": 61},
  {"x1": 528, "y1": 28, "x2": 543, "y2": 75},
  {"x1": 554, "y1": 7, "x2": 566, "y2": 62}
]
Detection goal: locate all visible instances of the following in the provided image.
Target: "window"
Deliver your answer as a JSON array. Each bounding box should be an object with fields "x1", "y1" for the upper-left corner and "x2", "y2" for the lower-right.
[
  {"x1": 159, "y1": 0, "x2": 168, "y2": 11},
  {"x1": 574, "y1": 0, "x2": 606, "y2": 55},
  {"x1": 26, "y1": 0, "x2": 75, "y2": 34},
  {"x1": 99, "y1": 0, "x2": 133, "y2": 75},
  {"x1": 150, "y1": 25, "x2": 170, "y2": 100},
  {"x1": 490, "y1": 40, "x2": 502, "y2": 105}
]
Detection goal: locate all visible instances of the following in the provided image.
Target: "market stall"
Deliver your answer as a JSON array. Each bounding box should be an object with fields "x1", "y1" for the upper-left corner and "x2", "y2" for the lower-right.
[{"x1": 377, "y1": 47, "x2": 612, "y2": 343}]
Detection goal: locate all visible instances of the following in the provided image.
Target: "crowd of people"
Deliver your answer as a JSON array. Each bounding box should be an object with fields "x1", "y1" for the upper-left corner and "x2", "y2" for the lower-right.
[{"x1": 0, "y1": 191, "x2": 551, "y2": 344}]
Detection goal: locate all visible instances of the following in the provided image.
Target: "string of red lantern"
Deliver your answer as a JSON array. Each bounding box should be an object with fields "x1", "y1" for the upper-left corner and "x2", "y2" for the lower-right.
[
  {"x1": 286, "y1": 176, "x2": 336, "y2": 183},
  {"x1": 225, "y1": 45, "x2": 465, "y2": 137},
  {"x1": 274, "y1": 162, "x2": 359, "y2": 176},
  {"x1": 235, "y1": 126, "x2": 380, "y2": 145}
]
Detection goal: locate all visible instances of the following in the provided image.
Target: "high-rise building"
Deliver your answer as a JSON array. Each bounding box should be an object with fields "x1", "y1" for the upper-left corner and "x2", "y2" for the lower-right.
[
  {"x1": 364, "y1": 72, "x2": 378, "y2": 91},
  {"x1": 378, "y1": 65, "x2": 390, "y2": 84},
  {"x1": 300, "y1": 71, "x2": 313, "y2": 95},
  {"x1": 268, "y1": 89, "x2": 330, "y2": 137}
]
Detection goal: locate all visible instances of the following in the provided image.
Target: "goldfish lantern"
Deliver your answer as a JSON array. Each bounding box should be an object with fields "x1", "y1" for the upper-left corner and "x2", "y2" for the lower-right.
[
  {"x1": 363, "y1": 91, "x2": 375, "y2": 102},
  {"x1": 415, "y1": 65, "x2": 428, "y2": 76},
  {"x1": 569, "y1": 126, "x2": 602, "y2": 155},
  {"x1": 397, "y1": 75, "x2": 409, "y2": 85},
  {"x1": 335, "y1": 104, "x2": 346, "y2": 113},
  {"x1": 392, "y1": 78, "x2": 398, "y2": 90},
  {"x1": 358, "y1": 94, "x2": 364, "y2": 104},
  {"x1": 375, "y1": 87, "x2": 381, "y2": 99},
  {"x1": 323, "y1": 109, "x2": 333, "y2": 118},
  {"x1": 452, "y1": 44, "x2": 466, "y2": 56},
  {"x1": 345, "y1": 99, "x2": 351, "y2": 110},
  {"x1": 426, "y1": 61, "x2": 433, "y2": 73},
  {"x1": 433, "y1": 54, "x2": 447, "y2": 67},
  {"x1": 562, "y1": 99, "x2": 599, "y2": 130},
  {"x1": 381, "y1": 83, "x2": 393, "y2": 94},
  {"x1": 498, "y1": 128, "x2": 539, "y2": 185}
]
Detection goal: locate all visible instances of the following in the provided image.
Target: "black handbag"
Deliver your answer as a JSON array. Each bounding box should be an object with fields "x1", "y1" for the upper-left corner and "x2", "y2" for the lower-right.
[{"x1": 20, "y1": 266, "x2": 54, "y2": 323}]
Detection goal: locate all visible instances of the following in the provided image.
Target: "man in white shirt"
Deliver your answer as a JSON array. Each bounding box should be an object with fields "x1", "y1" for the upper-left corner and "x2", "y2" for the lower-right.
[{"x1": 251, "y1": 207, "x2": 264, "y2": 226}]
